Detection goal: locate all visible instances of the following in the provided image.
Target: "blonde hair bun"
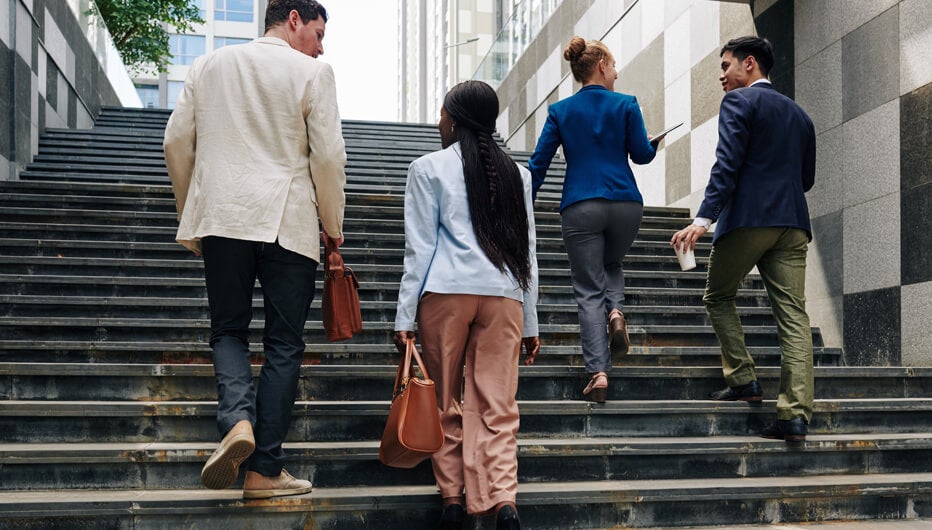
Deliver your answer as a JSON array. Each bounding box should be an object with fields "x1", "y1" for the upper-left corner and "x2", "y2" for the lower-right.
[{"x1": 563, "y1": 36, "x2": 587, "y2": 62}]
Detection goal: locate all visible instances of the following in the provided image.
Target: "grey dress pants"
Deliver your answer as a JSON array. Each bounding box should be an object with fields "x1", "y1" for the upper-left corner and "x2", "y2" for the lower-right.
[{"x1": 561, "y1": 199, "x2": 643, "y2": 374}]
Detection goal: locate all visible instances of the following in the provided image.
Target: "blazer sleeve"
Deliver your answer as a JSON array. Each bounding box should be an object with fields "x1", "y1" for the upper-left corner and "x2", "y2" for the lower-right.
[
  {"x1": 625, "y1": 97, "x2": 657, "y2": 165},
  {"x1": 696, "y1": 90, "x2": 751, "y2": 221},
  {"x1": 163, "y1": 63, "x2": 198, "y2": 220},
  {"x1": 520, "y1": 167, "x2": 539, "y2": 338},
  {"x1": 528, "y1": 108, "x2": 561, "y2": 202},
  {"x1": 394, "y1": 160, "x2": 440, "y2": 332},
  {"x1": 306, "y1": 63, "x2": 347, "y2": 240}
]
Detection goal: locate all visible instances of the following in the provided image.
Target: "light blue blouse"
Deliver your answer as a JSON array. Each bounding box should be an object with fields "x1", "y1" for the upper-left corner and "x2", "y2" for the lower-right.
[{"x1": 394, "y1": 143, "x2": 540, "y2": 337}]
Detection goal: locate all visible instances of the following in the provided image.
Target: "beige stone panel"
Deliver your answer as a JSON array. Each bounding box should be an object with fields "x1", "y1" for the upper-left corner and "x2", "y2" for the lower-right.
[
  {"x1": 807, "y1": 295, "x2": 843, "y2": 349},
  {"x1": 665, "y1": 134, "x2": 691, "y2": 205},
  {"x1": 901, "y1": 281, "x2": 932, "y2": 366},
  {"x1": 690, "y1": 50, "x2": 723, "y2": 132},
  {"x1": 720, "y1": 2, "x2": 755, "y2": 45},
  {"x1": 900, "y1": 0, "x2": 932, "y2": 95}
]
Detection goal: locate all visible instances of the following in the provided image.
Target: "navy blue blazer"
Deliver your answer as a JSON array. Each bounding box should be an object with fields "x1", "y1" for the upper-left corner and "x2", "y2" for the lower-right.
[
  {"x1": 528, "y1": 85, "x2": 656, "y2": 211},
  {"x1": 696, "y1": 82, "x2": 816, "y2": 244}
]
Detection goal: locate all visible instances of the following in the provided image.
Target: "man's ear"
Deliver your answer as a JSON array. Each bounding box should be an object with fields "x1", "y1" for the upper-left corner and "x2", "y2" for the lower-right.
[{"x1": 745, "y1": 56, "x2": 756, "y2": 71}]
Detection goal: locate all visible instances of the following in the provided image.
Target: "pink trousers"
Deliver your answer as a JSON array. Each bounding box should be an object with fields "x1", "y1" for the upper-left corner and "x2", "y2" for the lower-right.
[{"x1": 417, "y1": 292, "x2": 523, "y2": 515}]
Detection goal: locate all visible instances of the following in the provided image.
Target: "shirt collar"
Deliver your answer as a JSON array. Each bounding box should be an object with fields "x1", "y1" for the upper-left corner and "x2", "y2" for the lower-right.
[
  {"x1": 750, "y1": 78, "x2": 772, "y2": 87},
  {"x1": 255, "y1": 36, "x2": 288, "y2": 47}
]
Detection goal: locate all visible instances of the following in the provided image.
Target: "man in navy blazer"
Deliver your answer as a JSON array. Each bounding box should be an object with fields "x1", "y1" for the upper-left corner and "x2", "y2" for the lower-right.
[{"x1": 671, "y1": 36, "x2": 816, "y2": 442}]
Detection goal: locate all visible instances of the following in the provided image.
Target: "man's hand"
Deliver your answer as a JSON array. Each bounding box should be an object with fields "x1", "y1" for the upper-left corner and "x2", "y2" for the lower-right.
[
  {"x1": 522, "y1": 336, "x2": 541, "y2": 365},
  {"x1": 393, "y1": 330, "x2": 415, "y2": 355},
  {"x1": 670, "y1": 224, "x2": 708, "y2": 251},
  {"x1": 322, "y1": 231, "x2": 344, "y2": 248}
]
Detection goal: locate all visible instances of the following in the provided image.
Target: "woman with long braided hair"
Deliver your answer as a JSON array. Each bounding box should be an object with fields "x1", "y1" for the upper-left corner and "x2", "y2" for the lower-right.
[
  {"x1": 394, "y1": 80, "x2": 539, "y2": 530},
  {"x1": 529, "y1": 36, "x2": 659, "y2": 403}
]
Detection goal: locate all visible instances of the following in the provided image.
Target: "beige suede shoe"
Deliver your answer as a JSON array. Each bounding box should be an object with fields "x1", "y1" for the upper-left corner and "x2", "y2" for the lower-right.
[
  {"x1": 200, "y1": 420, "x2": 255, "y2": 489},
  {"x1": 243, "y1": 469, "x2": 312, "y2": 499}
]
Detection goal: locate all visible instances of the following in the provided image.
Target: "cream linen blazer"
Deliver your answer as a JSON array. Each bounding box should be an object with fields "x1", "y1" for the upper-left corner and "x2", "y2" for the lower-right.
[{"x1": 163, "y1": 36, "x2": 346, "y2": 263}]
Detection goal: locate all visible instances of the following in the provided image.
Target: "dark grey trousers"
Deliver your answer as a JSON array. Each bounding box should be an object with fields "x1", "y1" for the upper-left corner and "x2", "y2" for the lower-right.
[
  {"x1": 561, "y1": 199, "x2": 643, "y2": 374},
  {"x1": 202, "y1": 236, "x2": 318, "y2": 477}
]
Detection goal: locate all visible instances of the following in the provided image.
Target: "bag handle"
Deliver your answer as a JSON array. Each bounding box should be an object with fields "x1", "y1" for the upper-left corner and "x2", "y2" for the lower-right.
[
  {"x1": 324, "y1": 236, "x2": 345, "y2": 275},
  {"x1": 392, "y1": 338, "x2": 431, "y2": 399}
]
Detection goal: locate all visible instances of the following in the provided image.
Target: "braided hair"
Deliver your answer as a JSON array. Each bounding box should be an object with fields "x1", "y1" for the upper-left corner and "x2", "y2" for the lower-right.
[{"x1": 442, "y1": 81, "x2": 532, "y2": 290}]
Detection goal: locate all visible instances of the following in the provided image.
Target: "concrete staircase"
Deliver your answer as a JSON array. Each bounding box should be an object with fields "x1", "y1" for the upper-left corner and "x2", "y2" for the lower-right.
[{"x1": 0, "y1": 107, "x2": 930, "y2": 528}]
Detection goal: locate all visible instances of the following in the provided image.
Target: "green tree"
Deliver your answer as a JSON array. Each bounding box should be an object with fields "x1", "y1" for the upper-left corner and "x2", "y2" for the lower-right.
[{"x1": 90, "y1": 0, "x2": 205, "y2": 73}]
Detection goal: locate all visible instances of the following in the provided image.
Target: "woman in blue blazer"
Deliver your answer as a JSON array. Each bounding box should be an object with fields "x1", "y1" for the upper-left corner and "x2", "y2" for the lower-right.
[{"x1": 528, "y1": 36, "x2": 657, "y2": 403}]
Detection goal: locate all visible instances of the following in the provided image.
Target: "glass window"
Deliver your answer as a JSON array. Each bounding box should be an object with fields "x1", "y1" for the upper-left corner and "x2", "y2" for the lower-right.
[
  {"x1": 216, "y1": 0, "x2": 253, "y2": 22},
  {"x1": 215, "y1": 37, "x2": 251, "y2": 49},
  {"x1": 167, "y1": 81, "x2": 184, "y2": 109},
  {"x1": 135, "y1": 84, "x2": 160, "y2": 109},
  {"x1": 192, "y1": 0, "x2": 206, "y2": 18},
  {"x1": 169, "y1": 35, "x2": 206, "y2": 65}
]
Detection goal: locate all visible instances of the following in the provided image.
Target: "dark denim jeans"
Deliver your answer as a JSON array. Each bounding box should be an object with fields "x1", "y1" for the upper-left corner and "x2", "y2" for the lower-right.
[{"x1": 201, "y1": 236, "x2": 318, "y2": 477}]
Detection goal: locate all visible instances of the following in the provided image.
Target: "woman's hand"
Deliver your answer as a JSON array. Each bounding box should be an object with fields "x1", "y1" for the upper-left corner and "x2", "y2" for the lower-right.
[
  {"x1": 522, "y1": 336, "x2": 541, "y2": 365},
  {"x1": 393, "y1": 330, "x2": 416, "y2": 355}
]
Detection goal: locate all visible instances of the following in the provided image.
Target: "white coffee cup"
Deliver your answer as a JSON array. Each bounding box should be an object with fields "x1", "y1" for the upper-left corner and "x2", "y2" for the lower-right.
[{"x1": 674, "y1": 241, "x2": 696, "y2": 271}]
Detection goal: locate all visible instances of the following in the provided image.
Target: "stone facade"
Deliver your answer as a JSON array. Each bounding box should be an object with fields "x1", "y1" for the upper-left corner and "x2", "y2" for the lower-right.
[
  {"x1": 1, "y1": 0, "x2": 126, "y2": 180},
  {"x1": 489, "y1": 0, "x2": 931, "y2": 366}
]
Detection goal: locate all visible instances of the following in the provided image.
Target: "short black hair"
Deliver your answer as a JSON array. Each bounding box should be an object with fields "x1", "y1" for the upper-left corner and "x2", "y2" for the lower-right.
[
  {"x1": 721, "y1": 36, "x2": 774, "y2": 77},
  {"x1": 265, "y1": 0, "x2": 328, "y2": 32}
]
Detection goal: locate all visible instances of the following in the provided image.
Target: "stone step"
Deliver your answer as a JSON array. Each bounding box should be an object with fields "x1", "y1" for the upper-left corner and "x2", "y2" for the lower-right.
[
  {"x1": 0, "y1": 274, "x2": 771, "y2": 307},
  {"x1": 0, "y1": 473, "x2": 929, "y2": 529},
  {"x1": 0, "y1": 341, "x2": 841, "y2": 366},
  {"x1": 0, "y1": 316, "x2": 819, "y2": 348},
  {"x1": 1, "y1": 398, "x2": 924, "y2": 443},
  {"x1": 2, "y1": 433, "x2": 930, "y2": 491},
  {"x1": 0, "y1": 257, "x2": 736, "y2": 291},
  {"x1": 0, "y1": 364, "x2": 917, "y2": 401},
  {"x1": 0, "y1": 295, "x2": 777, "y2": 326}
]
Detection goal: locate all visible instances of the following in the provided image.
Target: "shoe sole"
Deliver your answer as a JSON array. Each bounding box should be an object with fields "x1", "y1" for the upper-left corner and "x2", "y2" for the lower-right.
[
  {"x1": 200, "y1": 434, "x2": 255, "y2": 490},
  {"x1": 243, "y1": 484, "x2": 313, "y2": 499},
  {"x1": 584, "y1": 387, "x2": 607, "y2": 403}
]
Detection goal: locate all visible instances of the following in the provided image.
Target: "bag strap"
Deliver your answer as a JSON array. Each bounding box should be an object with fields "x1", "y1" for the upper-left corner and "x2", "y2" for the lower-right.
[{"x1": 391, "y1": 338, "x2": 430, "y2": 399}]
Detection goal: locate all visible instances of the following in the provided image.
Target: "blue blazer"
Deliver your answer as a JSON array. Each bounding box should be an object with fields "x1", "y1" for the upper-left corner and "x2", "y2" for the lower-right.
[
  {"x1": 697, "y1": 83, "x2": 816, "y2": 244},
  {"x1": 528, "y1": 85, "x2": 656, "y2": 211}
]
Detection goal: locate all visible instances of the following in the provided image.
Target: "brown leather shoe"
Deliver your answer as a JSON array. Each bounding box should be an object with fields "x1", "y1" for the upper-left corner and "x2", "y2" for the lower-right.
[
  {"x1": 609, "y1": 310, "x2": 630, "y2": 355},
  {"x1": 200, "y1": 419, "x2": 255, "y2": 489},
  {"x1": 243, "y1": 469, "x2": 312, "y2": 499}
]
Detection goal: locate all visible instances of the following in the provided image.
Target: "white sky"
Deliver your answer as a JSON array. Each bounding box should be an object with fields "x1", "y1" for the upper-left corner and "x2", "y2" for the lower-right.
[{"x1": 320, "y1": 0, "x2": 400, "y2": 122}]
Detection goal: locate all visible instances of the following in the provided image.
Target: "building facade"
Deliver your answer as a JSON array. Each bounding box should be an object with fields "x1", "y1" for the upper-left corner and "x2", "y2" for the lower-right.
[
  {"x1": 398, "y1": 0, "x2": 500, "y2": 123},
  {"x1": 477, "y1": 0, "x2": 931, "y2": 366},
  {"x1": 133, "y1": 0, "x2": 264, "y2": 109},
  {"x1": 2, "y1": 0, "x2": 140, "y2": 180}
]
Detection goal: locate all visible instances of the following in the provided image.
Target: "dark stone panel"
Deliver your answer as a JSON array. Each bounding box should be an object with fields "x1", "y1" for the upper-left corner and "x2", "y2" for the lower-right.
[
  {"x1": 753, "y1": 0, "x2": 794, "y2": 99},
  {"x1": 902, "y1": 181, "x2": 932, "y2": 285},
  {"x1": 37, "y1": 94, "x2": 45, "y2": 133},
  {"x1": 67, "y1": 88, "x2": 77, "y2": 128},
  {"x1": 901, "y1": 82, "x2": 932, "y2": 191},
  {"x1": 31, "y1": 20, "x2": 39, "y2": 74},
  {"x1": 0, "y1": 44, "x2": 10, "y2": 161},
  {"x1": 12, "y1": 54, "x2": 32, "y2": 164},
  {"x1": 810, "y1": 210, "x2": 843, "y2": 297},
  {"x1": 46, "y1": 58, "x2": 58, "y2": 111},
  {"x1": 843, "y1": 286, "x2": 901, "y2": 366}
]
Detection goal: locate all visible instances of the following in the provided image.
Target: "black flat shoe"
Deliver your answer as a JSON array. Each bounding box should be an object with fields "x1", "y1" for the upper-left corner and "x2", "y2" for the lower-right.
[
  {"x1": 709, "y1": 380, "x2": 763, "y2": 402},
  {"x1": 761, "y1": 417, "x2": 807, "y2": 442},
  {"x1": 438, "y1": 503, "x2": 464, "y2": 530},
  {"x1": 496, "y1": 504, "x2": 520, "y2": 530}
]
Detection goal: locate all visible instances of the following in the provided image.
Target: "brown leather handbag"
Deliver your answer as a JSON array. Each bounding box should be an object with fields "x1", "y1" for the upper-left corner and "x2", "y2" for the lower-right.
[
  {"x1": 379, "y1": 338, "x2": 444, "y2": 468},
  {"x1": 321, "y1": 238, "x2": 362, "y2": 342}
]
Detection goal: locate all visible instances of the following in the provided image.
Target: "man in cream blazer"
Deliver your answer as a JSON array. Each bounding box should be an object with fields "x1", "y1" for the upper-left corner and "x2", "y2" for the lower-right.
[{"x1": 163, "y1": 0, "x2": 345, "y2": 499}]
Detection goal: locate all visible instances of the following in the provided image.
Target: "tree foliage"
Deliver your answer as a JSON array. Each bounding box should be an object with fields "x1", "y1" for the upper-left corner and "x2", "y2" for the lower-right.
[{"x1": 90, "y1": 0, "x2": 205, "y2": 73}]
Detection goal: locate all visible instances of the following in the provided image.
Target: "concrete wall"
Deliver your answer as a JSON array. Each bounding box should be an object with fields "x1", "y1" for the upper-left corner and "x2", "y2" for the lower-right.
[
  {"x1": 1, "y1": 0, "x2": 125, "y2": 180},
  {"x1": 491, "y1": 0, "x2": 931, "y2": 366}
]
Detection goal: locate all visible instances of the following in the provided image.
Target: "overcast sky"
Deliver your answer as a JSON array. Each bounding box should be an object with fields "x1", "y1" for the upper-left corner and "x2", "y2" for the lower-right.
[{"x1": 320, "y1": 0, "x2": 400, "y2": 122}]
